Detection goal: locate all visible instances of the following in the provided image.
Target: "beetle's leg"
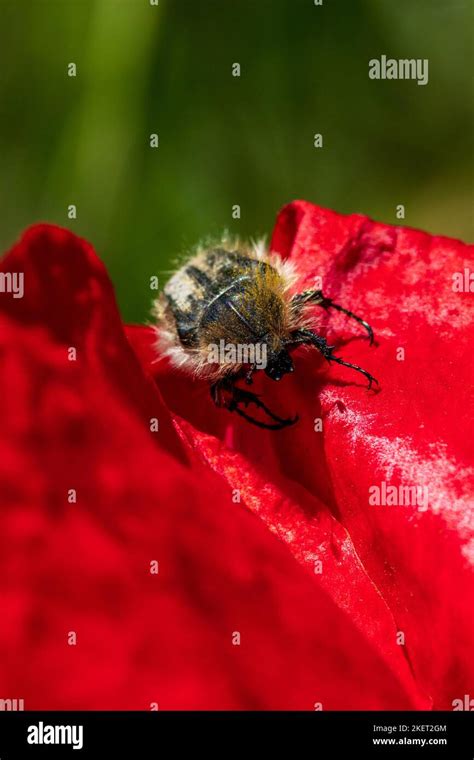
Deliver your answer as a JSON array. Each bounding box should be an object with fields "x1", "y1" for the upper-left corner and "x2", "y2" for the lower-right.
[
  {"x1": 231, "y1": 386, "x2": 298, "y2": 427},
  {"x1": 245, "y1": 364, "x2": 257, "y2": 385},
  {"x1": 233, "y1": 405, "x2": 297, "y2": 430},
  {"x1": 210, "y1": 381, "x2": 225, "y2": 407},
  {"x1": 210, "y1": 380, "x2": 298, "y2": 430},
  {"x1": 291, "y1": 290, "x2": 374, "y2": 345},
  {"x1": 290, "y1": 328, "x2": 378, "y2": 390}
]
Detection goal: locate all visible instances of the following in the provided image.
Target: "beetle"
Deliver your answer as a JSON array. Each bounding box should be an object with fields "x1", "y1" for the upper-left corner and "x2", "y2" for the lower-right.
[{"x1": 154, "y1": 240, "x2": 377, "y2": 430}]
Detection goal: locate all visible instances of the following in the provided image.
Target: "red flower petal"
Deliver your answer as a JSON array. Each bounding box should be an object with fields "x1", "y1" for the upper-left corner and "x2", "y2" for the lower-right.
[
  {"x1": 131, "y1": 202, "x2": 474, "y2": 709},
  {"x1": 0, "y1": 223, "x2": 431, "y2": 709},
  {"x1": 272, "y1": 202, "x2": 474, "y2": 709}
]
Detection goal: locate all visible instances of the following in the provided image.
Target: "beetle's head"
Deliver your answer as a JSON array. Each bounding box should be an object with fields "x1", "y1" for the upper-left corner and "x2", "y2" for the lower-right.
[{"x1": 264, "y1": 349, "x2": 294, "y2": 382}]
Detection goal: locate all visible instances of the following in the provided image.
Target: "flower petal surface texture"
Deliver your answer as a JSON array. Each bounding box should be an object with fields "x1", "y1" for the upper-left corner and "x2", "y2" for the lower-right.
[{"x1": 1, "y1": 204, "x2": 472, "y2": 709}]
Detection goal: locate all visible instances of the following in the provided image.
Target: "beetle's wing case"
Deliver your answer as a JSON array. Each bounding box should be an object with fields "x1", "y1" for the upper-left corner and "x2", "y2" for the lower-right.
[{"x1": 153, "y1": 241, "x2": 299, "y2": 380}]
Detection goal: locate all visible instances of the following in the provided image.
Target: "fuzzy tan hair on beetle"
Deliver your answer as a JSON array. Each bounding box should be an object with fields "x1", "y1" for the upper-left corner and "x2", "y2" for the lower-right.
[{"x1": 153, "y1": 237, "x2": 377, "y2": 430}]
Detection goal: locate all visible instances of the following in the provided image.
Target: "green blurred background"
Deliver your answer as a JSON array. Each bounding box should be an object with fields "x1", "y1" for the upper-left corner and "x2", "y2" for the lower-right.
[{"x1": 0, "y1": 0, "x2": 472, "y2": 322}]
